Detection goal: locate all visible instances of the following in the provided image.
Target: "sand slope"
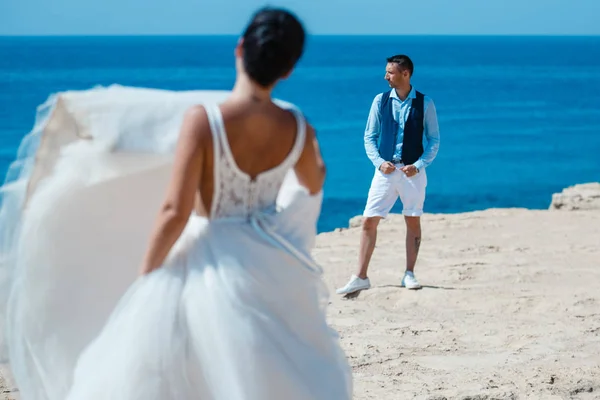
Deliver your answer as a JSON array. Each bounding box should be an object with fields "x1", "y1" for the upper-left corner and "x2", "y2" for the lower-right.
[{"x1": 322, "y1": 205, "x2": 600, "y2": 399}]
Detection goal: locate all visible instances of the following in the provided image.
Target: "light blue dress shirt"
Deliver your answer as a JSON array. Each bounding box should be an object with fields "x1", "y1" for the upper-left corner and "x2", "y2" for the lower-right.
[{"x1": 364, "y1": 86, "x2": 440, "y2": 171}]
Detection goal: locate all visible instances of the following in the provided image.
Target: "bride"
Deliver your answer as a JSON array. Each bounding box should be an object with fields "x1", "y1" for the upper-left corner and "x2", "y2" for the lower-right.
[{"x1": 0, "y1": 6, "x2": 352, "y2": 400}]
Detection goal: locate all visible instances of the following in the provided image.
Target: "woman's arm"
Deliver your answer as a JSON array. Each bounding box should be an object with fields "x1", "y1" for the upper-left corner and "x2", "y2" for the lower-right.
[
  {"x1": 139, "y1": 106, "x2": 209, "y2": 275},
  {"x1": 294, "y1": 123, "x2": 326, "y2": 195}
]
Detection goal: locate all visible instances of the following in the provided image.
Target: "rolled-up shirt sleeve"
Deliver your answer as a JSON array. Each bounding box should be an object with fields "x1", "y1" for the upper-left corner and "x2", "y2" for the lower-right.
[
  {"x1": 364, "y1": 94, "x2": 385, "y2": 170},
  {"x1": 413, "y1": 99, "x2": 440, "y2": 171}
]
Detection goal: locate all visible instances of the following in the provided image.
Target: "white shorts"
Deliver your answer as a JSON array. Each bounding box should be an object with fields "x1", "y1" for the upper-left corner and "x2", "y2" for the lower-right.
[{"x1": 363, "y1": 164, "x2": 428, "y2": 218}]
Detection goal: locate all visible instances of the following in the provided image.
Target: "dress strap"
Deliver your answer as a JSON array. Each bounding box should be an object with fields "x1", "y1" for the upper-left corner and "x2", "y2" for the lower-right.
[
  {"x1": 204, "y1": 103, "x2": 224, "y2": 218},
  {"x1": 281, "y1": 107, "x2": 307, "y2": 169}
]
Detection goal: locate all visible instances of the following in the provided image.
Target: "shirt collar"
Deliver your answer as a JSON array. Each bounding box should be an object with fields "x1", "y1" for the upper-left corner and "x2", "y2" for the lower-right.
[{"x1": 390, "y1": 86, "x2": 416, "y2": 102}]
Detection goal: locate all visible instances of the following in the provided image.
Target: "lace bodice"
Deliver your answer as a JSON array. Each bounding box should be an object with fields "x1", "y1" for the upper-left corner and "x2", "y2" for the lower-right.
[{"x1": 204, "y1": 103, "x2": 306, "y2": 220}]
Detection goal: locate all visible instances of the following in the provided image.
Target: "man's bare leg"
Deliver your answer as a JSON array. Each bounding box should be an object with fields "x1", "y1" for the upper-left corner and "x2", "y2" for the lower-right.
[
  {"x1": 404, "y1": 216, "x2": 421, "y2": 272},
  {"x1": 402, "y1": 216, "x2": 423, "y2": 289},
  {"x1": 336, "y1": 216, "x2": 381, "y2": 295},
  {"x1": 357, "y1": 216, "x2": 381, "y2": 279}
]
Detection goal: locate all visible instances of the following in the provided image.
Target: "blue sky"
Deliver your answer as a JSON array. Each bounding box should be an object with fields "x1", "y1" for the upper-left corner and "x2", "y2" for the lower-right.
[{"x1": 1, "y1": 0, "x2": 599, "y2": 36}]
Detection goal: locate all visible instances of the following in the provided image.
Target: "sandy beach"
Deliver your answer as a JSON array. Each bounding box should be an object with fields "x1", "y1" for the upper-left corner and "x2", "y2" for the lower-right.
[
  {"x1": 0, "y1": 364, "x2": 17, "y2": 400},
  {"x1": 2, "y1": 183, "x2": 599, "y2": 399},
  {"x1": 321, "y1": 183, "x2": 600, "y2": 399}
]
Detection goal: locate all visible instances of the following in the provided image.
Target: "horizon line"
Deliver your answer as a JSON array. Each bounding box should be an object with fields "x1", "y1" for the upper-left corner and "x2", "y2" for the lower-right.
[{"x1": 1, "y1": 33, "x2": 599, "y2": 38}]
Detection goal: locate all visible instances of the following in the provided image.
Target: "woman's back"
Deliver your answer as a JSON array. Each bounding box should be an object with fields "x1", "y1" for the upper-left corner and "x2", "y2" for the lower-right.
[
  {"x1": 219, "y1": 100, "x2": 298, "y2": 180},
  {"x1": 194, "y1": 98, "x2": 324, "y2": 219}
]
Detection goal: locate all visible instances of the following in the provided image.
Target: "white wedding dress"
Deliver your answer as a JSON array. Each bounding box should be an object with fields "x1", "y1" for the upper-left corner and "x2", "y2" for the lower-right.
[{"x1": 0, "y1": 86, "x2": 352, "y2": 400}]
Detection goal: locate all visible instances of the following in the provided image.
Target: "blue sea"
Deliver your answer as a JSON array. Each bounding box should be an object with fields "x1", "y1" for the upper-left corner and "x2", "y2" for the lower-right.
[{"x1": 1, "y1": 35, "x2": 599, "y2": 232}]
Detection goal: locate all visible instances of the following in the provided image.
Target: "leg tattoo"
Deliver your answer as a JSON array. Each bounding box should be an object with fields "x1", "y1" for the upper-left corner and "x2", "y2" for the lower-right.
[{"x1": 415, "y1": 237, "x2": 421, "y2": 256}]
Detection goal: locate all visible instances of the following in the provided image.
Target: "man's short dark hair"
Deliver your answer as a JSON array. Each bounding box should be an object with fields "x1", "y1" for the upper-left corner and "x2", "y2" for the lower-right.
[{"x1": 386, "y1": 54, "x2": 414, "y2": 76}]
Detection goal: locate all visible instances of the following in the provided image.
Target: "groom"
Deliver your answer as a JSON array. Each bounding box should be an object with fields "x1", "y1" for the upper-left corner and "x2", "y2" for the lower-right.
[{"x1": 337, "y1": 54, "x2": 440, "y2": 295}]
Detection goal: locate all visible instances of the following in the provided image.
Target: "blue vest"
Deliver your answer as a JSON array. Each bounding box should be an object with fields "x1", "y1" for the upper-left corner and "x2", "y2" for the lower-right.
[{"x1": 377, "y1": 90, "x2": 425, "y2": 165}]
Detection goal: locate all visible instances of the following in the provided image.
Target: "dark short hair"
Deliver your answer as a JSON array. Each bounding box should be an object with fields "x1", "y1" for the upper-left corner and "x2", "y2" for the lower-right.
[
  {"x1": 241, "y1": 7, "x2": 306, "y2": 87},
  {"x1": 386, "y1": 54, "x2": 414, "y2": 76}
]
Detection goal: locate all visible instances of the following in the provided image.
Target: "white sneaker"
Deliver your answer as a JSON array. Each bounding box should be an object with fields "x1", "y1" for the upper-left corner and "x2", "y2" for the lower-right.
[
  {"x1": 336, "y1": 275, "x2": 371, "y2": 295},
  {"x1": 401, "y1": 271, "x2": 422, "y2": 290}
]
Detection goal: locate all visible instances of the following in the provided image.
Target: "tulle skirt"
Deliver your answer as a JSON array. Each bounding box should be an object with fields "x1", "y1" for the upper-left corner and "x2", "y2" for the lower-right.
[{"x1": 0, "y1": 86, "x2": 352, "y2": 399}]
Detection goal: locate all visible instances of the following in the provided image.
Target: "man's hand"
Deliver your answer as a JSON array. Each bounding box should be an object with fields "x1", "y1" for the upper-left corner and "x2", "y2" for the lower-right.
[
  {"x1": 400, "y1": 164, "x2": 419, "y2": 177},
  {"x1": 379, "y1": 161, "x2": 395, "y2": 174}
]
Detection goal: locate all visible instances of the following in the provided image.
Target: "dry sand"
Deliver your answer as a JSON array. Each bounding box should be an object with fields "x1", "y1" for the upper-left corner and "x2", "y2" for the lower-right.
[
  {"x1": 0, "y1": 364, "x2": 18, "y2": 400},
  {"x1": 2, "y1": 184, "x2": 599, "y2": 399},
  {"x1": 322, "y1": 207, "x2": 599, "y2": 399}
]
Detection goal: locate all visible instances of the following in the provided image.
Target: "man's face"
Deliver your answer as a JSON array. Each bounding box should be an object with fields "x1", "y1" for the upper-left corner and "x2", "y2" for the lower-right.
[{"x1": 384, "y1": 62, "x2": 409, "y2": 88}]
